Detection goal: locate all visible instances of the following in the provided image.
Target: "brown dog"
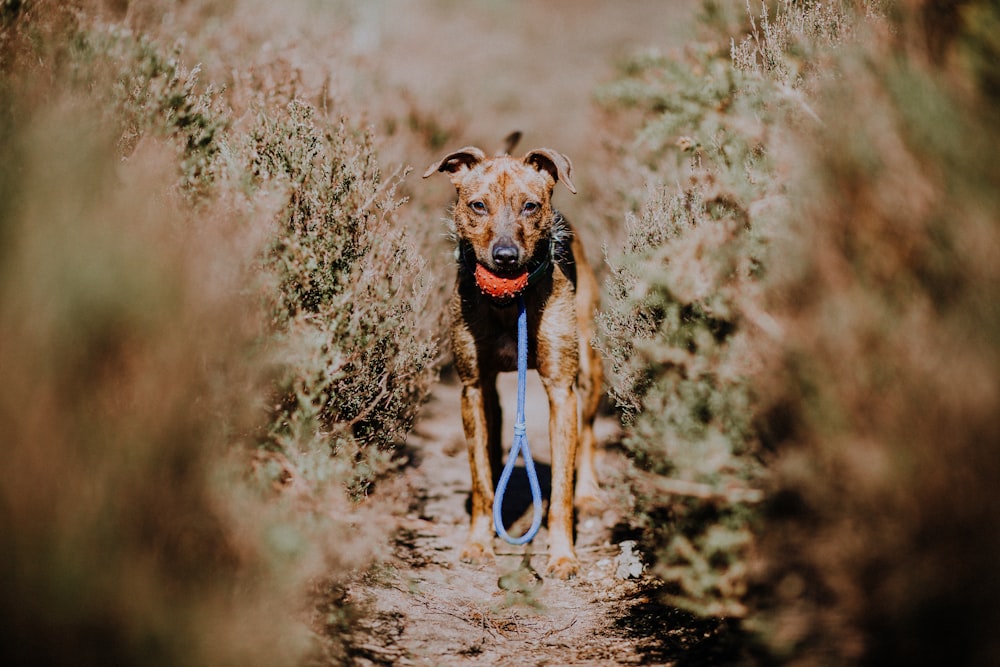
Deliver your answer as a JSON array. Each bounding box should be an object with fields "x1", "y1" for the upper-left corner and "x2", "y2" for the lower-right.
[{"x1": 424, "y1": 139, "x2": 602, "y2": 578}]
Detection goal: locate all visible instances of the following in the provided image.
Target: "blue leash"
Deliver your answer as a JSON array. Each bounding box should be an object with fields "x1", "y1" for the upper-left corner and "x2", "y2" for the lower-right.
[{"x1": 493, "y1": 295, "x2": 544, "y2": 544}]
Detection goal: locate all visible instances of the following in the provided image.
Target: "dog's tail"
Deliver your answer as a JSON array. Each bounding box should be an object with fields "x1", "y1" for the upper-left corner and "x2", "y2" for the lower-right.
[{"x1": 495, "y1": 131, "x2": 522, "y2": 156}]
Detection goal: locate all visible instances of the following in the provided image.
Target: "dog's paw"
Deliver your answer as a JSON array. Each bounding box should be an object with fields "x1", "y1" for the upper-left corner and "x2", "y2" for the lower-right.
[
  {"x1": 459, "y1": 541, "x2": 494, "y2": 565},
  {"x1": 545, "y1": 554, "x2": 580, "y2": 580}
]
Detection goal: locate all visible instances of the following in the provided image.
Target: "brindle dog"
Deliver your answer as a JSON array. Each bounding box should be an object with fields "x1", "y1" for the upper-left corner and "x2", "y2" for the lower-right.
[{"x1": 423, "y1": 138, "x2": 602, "y2": 578}]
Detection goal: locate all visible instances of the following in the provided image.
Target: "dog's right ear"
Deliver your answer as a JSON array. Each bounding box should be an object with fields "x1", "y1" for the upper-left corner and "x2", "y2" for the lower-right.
[
  {"x1": 524, "y1": 148, "x2": 577, "y2": 194},
  {"x1": 422, "y1": 147, "x2": 487, "y2": 181}
]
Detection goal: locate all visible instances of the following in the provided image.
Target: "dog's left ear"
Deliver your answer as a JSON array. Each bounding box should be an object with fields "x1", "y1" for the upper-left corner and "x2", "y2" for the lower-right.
[{"x1": 524, "y1": 149, "x2": 576, "y2": 194}]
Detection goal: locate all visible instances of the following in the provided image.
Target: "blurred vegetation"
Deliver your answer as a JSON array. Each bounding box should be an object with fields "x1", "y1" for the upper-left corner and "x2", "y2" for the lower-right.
[
  {"x1": 753, "y1": 1, "x2": 1000, "y2": 664},
  {"x1": 0, "y1": 1, "x2": 439, "y2": 664},
  {"x1": 599, "y1": 0, "x2": 1000, "y2": 663},
  {"x1": 595, "y1": 0, "x2": 789, "y2": 621}
]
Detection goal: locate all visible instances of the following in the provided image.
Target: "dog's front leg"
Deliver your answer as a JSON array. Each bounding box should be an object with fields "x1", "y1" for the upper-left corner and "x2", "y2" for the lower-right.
[
  {"x1": 459, "y1": 381, "x2": 498, "y2": 563},
  {"x1": 542, "y1": 378, "x2": 580, "y2": 578}
]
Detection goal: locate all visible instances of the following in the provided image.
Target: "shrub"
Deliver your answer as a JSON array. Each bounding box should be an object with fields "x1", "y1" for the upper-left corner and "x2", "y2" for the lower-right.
[
  {"x1": 595, "y1": 2, "x2": 784, "y2": 620},
  {"x1": 0, "y1": 77, "x2": 300, "y2": 667},
  {"x1": 251, "y1": 99, "x2": 438, "y2": 498},
  {"x1": 751, "y1": 2, "x2": 1000, "y2": 663},
  {"x1": 600, "y1": 0, "x2": 1000, "y2": 664},
  {"x1": 0, "y1": 3, "x2": 439, "y2": 664}
]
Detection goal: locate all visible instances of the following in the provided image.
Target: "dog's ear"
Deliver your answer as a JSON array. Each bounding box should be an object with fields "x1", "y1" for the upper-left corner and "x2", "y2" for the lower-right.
[
  {"x1": 524, "y1": 148, "x2": 576, "y2": 194},
  {"x1": 422, "y1": 147, "x2": 487, "y2": 180}
]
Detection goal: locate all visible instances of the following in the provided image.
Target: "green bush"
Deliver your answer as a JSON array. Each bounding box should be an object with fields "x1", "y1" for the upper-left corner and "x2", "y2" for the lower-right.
[{"x1": 251, "y1": 99, "x2": 438, "y2": 498}]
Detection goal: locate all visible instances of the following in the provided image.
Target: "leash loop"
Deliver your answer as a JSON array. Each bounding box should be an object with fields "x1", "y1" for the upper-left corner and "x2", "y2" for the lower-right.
[{"x1": 493, "y1": 295, "x2": 544, "y2": 544}]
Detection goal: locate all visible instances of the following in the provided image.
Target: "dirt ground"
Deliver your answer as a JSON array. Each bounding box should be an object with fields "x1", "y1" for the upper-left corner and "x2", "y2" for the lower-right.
[
  {"x1": 340, "y1": 3, "x2": 744, "y2": 665},
  {"x1": 346, "y1": 373, "x2": 741, "y2": 666}
]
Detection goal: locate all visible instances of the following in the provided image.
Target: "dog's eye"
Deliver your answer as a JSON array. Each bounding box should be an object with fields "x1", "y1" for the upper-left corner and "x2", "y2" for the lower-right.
[
  {"x1": 522, "y1": 201, "x2": 540, "y2": 214},
  {"x1": 469, "y1": 201, "x2": 488, "y2": 215}
]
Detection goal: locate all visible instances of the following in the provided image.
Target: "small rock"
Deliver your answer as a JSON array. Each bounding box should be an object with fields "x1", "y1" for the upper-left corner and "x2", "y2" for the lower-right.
[{"x1": 614, "y1": 540, "x2": 644, "y2": 580}]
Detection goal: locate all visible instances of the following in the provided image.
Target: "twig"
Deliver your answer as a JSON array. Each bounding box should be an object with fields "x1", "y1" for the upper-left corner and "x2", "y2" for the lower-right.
[{"x1": 542, "y1": 617, "x2": 578, "y2": 639}]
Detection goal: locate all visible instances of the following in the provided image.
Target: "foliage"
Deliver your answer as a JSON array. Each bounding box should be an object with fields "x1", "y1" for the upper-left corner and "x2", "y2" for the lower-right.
[
  {"x1": 600, "y1": 0, "x2": 1000, "y2": 664},
  {"x1": 0, "y1": 79, "x2": 299, "y2": 667},
  {"x1": 251, "y1": 100, "x2": 438, "y2": 498},
  {"x1": 0, "y1": 3, "x2": 439, "y2": 664},
  {"x1": 750, "y1": 2, "x2": 1000, "y2": 663},
  {"x1": 595, "y1": 2, "x2": 783, "y2": 620}
]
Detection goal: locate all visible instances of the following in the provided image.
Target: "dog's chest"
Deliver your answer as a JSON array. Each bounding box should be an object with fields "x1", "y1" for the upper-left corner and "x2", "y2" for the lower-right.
[
  {"x1": 491, "y1": 330, "x2": 519, "y2": 371},
  {"x1": 476, "y1": 307, "x2": 526, "y2": 372}
]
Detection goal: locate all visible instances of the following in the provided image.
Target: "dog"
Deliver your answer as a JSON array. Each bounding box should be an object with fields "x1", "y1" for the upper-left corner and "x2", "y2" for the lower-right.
[{"x1": 423, "y1": 135, "x2": 602, "y2": 578}]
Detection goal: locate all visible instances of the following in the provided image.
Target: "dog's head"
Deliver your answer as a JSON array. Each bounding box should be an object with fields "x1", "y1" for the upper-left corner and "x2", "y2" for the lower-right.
[{"x1": 423, "y1": 145, "x2": 575, "y2": 276}]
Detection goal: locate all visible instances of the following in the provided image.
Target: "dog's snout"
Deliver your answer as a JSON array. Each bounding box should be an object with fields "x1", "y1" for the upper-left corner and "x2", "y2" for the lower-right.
[{"x1": 492, "y1": 240, "x2": 519, "y2": 268}]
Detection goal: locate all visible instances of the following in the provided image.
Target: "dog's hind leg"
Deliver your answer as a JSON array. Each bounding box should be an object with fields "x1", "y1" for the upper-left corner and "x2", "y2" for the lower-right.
[
  {"x1": 484, "y1": 376, "x2": 504, "y2": 489},
  {"x1": 573, "y1": 246, "x2": 603, "y2": 512},
  {"x1": 575, "y1": 334, "x2": 603, "y2": 513}
]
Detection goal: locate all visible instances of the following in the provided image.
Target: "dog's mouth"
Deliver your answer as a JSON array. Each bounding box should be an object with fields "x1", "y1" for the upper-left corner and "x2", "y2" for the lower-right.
[
  {"x1": 458, "y1": 238, "x2": 553, "y2": 301},
  {"x1": 480, "y1": 260, "x2": 528, "y2": 278},
  {"x1": 473, "y1": 262, "x2": 529, "y2": 299}
]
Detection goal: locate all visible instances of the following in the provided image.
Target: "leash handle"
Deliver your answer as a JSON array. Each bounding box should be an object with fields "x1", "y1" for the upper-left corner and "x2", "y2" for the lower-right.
[{"x1": 493, "y1": 295, "x2": 544, "y2": 545}]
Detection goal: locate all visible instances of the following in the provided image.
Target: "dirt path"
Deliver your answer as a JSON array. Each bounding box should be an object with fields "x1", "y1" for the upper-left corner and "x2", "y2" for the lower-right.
[{"x1": 345, "y1": 373, "x2": 737, "y2": 666}]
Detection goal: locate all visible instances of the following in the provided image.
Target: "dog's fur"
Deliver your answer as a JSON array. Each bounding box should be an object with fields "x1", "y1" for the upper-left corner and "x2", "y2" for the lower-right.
[{"x1": 424, "y1": 139, "x2": 602, "y2": 578}]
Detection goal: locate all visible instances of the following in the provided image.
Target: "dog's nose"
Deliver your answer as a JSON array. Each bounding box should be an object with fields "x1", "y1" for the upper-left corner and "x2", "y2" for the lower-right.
[{"x1": 492, "y1": 242, "x2": 519, "y2": 269}]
